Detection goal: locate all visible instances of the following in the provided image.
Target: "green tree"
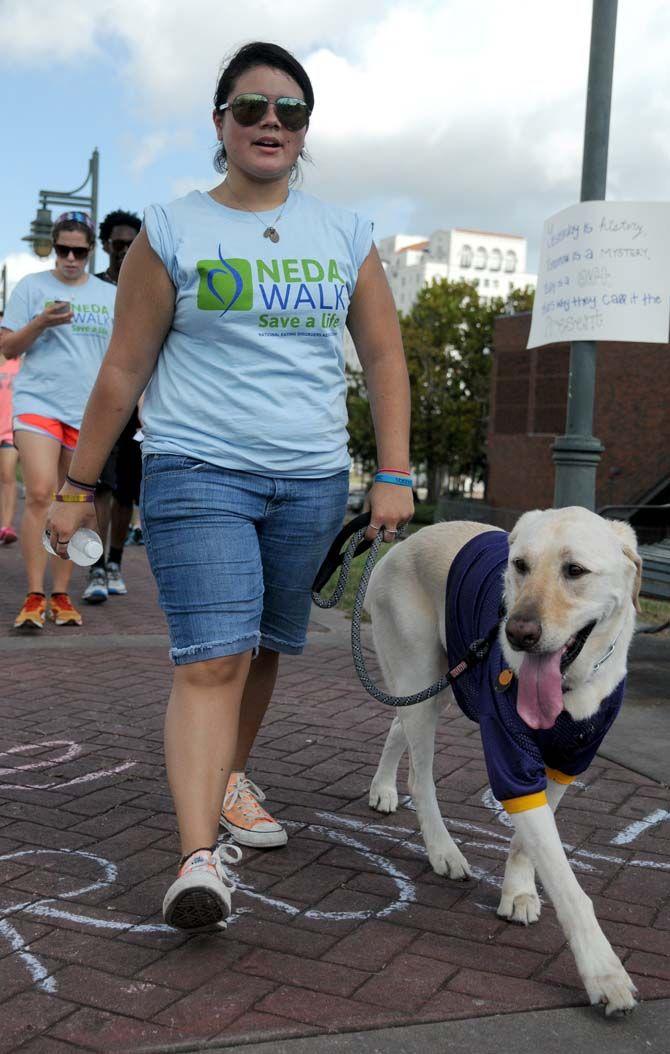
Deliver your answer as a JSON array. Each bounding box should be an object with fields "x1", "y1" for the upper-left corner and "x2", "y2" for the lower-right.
[{"x1": 346, "y1": 280, "x2": 534, "y2": 500}]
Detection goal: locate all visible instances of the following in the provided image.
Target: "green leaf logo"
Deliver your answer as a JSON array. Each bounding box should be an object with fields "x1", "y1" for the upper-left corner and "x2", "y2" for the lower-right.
[{"x1": 196, "y1": 250, "x2": 253, "y2": 313}]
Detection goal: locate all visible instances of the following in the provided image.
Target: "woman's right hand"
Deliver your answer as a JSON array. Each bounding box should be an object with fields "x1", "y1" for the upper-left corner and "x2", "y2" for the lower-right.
[
  {"x1": 45, "y1": 485, "x2": 99, "y2": 560},
  {"x1": 38, "y1": 302, "x2": 74, "y2": 329}
]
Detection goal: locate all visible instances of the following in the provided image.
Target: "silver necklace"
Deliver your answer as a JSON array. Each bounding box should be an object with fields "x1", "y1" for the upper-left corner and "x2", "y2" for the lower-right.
[{"x1": 224, "y1": 184, "x2": 289, "y2": 243}]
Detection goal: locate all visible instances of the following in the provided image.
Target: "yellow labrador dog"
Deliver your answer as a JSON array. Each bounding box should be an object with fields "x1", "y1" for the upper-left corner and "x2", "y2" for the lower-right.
[{"x1": 367, "y1": 507, "x2": 641, "y2": 1015}]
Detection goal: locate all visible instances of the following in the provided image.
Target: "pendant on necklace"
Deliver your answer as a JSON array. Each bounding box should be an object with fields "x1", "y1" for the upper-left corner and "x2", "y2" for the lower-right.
[{"x1": 263, "y1": 227, "x2": 280, "y2": 243}]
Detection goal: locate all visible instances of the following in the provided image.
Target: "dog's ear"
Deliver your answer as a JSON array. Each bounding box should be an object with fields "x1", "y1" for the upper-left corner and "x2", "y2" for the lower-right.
[
  {"x1": 623, "y1": 545, "x2": 643, "y2": 613},
  {"x1": 606, "y1": 520, "x2": 642, "y2": 613},
  {"x1": 509, "y1": 509, "x2": 543, "y2": 546}
]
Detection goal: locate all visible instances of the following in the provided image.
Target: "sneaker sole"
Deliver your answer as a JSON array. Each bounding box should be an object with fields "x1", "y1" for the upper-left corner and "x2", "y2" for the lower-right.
[
  {"x1": 219, "y1": 816, "x2": 288, "y2": 848},
  {"x1": 164, "y1": 888, "x2": 228, "y2": 932},
  {"x1": 47, "y1": 614, "x2": 82, "y2": 626},
  {"x1": 107, "y1": 587, "x2": 127, "y2": 595},
  {"x1": 83, "y1": 594, "x2": 108, "y2": 604},
  {"x1": 163, "y1": 870, "x2": 232, "y2": 932},
  {"x1": 13, "y1": 620, "x2": 44, "y2": 631}
]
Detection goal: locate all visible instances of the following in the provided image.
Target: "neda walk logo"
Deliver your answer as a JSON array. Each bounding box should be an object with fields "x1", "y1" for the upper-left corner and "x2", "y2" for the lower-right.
[
  {"x1": 196, "y1": 247, "x2": 348, "y2": 325},
  {"x1": 196, "y1": 253, "x2": 253, "y2": 314}
]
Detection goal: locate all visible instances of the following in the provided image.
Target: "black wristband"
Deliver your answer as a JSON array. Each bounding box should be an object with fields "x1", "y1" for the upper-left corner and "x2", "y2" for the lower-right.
[{"x1": 65, "y1": 473, "x2": 97, "y2": 492}]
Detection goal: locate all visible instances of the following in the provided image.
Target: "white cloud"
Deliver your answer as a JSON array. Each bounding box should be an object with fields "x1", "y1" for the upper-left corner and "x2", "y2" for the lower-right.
[
  {"x1": 1, "y1": 253, "x2": 53, "y2": 305},
  {"x1": 4, "y1": 0, "x2": 670, "y2": 263},
  {"x1": 128, "y1": 130, "x2": 195, "y2": 174}
]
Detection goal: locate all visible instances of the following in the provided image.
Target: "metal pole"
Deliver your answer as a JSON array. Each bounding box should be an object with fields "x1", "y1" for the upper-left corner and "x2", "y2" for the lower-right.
[
  {"x1": 552, "y1": 0, "x2": 618, "y2": 510},
  {"x1": 89, "y1": 148, "x2": 99, "y2": 273}
]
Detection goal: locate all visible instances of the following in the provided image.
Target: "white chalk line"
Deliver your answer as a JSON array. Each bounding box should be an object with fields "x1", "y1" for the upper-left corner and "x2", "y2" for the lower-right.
[
  {"x1": 611, "y1": 809, "x2": 670, "y2": 845},
  {"x1": 1, "y1": 738, "x2": 668, "y2": 999},
  {"x1": 0, "y1": 740, "x2": 81, "y2": 775}
]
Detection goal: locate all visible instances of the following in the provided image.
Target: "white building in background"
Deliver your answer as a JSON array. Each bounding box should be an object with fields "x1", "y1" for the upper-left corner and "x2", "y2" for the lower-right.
[
  {"x1": 342, "y1": 227, "x2": 536, "y2": 370},
  {"x1": 379, "y1": 228, "x2": 537, "y2": 316}
]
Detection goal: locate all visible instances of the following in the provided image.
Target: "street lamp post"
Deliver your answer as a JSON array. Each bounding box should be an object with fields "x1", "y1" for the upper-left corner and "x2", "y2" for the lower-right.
[
  {"x1": 552, "y1": 0, "x2": 617, "y2": 510},
  {"x1": 21, "y1": 149, "x2": 100, "y2": 272}
]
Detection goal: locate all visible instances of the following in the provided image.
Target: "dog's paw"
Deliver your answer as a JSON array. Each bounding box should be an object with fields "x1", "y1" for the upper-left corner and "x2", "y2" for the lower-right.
[
  {"x1": 586, "y1": 968, "x2": 638, "y2": 1016},
  {"x1": 428, "y1": 843, "x2": 471, "y2": 880},
  {"x1": 497, "y1": 890, "x2": 542, "y2": 925},
  {"x1": 368, "y1": 782, "x2": 398, "y2": 814}
]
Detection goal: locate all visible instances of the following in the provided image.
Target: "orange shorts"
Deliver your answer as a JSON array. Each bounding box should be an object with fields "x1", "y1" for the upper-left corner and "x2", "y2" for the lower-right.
[{"x1": 14, "y1": 414, "x2": 79, "y2": 450}]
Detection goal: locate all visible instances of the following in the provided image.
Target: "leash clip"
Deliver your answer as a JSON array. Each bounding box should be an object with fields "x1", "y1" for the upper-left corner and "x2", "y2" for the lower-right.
[{"x1": 466, "y1": 637, "x2": 492, "y2": 665}]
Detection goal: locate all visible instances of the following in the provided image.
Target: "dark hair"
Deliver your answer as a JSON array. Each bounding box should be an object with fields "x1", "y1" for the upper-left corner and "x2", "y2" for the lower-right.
[
  {"x1": 213, "y1": 41, "x2": 314, "y2": 178},
  {"x1": 52, "y1": 218, "x2": 95, "y2": 247},
  {"x1": 99, "y1": 209, "x2": 142, "y2": 243}
]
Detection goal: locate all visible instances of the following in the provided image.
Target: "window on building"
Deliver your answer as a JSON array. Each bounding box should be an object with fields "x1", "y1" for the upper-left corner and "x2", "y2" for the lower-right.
[
  {"x1": 474, "y1": 247, "x2": 487, "y2": 269},
  {"x1": 460, "y1": 245, "x2": 472, "y2": 267},
  {"x1": 504, "y1": 250, "x2": 517, "y2": 273},
  {"x1": 490, "y1": 249, "x2": 502, "y2": 271},
  {"x1": 484, "y1": 279, "x2": 490, "y2": 287}
]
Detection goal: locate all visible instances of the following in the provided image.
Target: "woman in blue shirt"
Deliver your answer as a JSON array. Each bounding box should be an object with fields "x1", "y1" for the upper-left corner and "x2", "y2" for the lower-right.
[
  {"x1": 47, "y1": 42, "x2": 413, "y2": 933},
  {"x1": 0, "y1": 212, "x2": 115, "y2": 630}
]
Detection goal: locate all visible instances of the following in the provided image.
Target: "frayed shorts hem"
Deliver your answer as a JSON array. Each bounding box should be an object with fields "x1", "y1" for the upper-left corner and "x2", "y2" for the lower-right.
[
  {"x1": 259, "y1": 631, "x2": 305, "y2": 656},
  {"x1": 170, "y1": 632, "x2": 261, "y2": 666}
]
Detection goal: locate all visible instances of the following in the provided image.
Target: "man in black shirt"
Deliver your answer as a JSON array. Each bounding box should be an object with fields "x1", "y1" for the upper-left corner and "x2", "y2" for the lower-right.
[{"x1": 83, "y1": 210, "x2": 142, "y2": 603}]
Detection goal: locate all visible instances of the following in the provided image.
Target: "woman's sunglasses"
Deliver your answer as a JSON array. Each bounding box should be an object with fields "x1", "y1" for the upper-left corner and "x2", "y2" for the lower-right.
[
  {"x1": 54, "y1": 244, "x2": 90, "y2": 260},
  {"x1": 218, "y1": 93, "x2": 310, "y2": 132}
]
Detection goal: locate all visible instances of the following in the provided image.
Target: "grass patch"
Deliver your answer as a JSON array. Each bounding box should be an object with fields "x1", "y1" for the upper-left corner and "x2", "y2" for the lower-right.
[
  {"x1": 317, "y1": 523, "x2": 424, "y2": 620},
  {"x1": 639, "y1": 596, "x2": 670, "y2": 626}
]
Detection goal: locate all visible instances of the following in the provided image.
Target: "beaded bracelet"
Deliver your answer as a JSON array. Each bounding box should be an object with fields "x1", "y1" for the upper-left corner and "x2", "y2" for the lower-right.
[
  {"x1": 52, "y1": 492, "x2": 95, "y2": 503},
  {"x1": 65, "y1": 473, "x2": 97, "y2": 492},
  {"x1": 374, "y1": 472, "x2": 414, "y2": 488}
]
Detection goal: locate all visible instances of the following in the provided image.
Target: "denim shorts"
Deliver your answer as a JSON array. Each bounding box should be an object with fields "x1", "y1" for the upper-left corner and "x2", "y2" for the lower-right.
[{"x1": 140, "y1": 455, "x2": 349, "y2": 665}]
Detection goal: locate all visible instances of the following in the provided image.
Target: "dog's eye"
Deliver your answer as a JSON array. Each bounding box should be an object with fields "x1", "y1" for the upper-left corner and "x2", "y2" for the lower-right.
[
  {"x1": 565, "y1": 563, "x2": 590, "y2": 579},
  {"x1": 512, "y1": 558, "x2": 529, "y2": 575}
]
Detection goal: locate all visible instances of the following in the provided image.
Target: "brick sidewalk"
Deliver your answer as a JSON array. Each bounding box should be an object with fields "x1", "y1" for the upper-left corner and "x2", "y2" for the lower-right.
[{"x1": 0, "y1": 532, "x2": 669, "y2": 1052}]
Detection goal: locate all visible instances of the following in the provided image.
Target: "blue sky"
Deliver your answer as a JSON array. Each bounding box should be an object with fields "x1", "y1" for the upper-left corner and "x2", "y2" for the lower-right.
[{"x1": 3, "y1": 0, "x2": 670, "y2": 293}]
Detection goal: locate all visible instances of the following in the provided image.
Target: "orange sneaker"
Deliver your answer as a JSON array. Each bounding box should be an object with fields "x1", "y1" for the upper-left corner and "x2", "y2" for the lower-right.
[
  {"x1": 220, "y1": 772, "x2": 288, "y2": 847},
  {"x1": 48, "y1": 593, "x2": 83, "y2": 626},
  {"x1": 13, "y1": 592, "x2": 46, "y2": 630}
]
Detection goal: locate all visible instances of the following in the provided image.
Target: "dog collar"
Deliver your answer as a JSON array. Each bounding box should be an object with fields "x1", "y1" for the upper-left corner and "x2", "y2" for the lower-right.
[{"x1": 591, "y1": 626, "x2": 625, "y2": 672}]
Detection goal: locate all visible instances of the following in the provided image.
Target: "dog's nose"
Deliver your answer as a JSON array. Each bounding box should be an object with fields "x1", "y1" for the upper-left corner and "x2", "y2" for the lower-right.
[{"x1": 506, "y1": 616, "x2": 542, "y2": 650}]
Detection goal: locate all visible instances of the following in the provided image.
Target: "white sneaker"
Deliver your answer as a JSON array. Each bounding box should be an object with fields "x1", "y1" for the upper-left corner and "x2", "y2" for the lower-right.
[
  {"x1": 220, "y1": 772, "x2": 288, "y2": 848},
  {"x1": 162, "y1": 843, "x2": 242, "y2": 932},
  {"x1": 106, "y1": 561, "x2": 128, "y2": 595},
  {"x1": 82, "y1": 567, "x2": 108, "y2": 604}
]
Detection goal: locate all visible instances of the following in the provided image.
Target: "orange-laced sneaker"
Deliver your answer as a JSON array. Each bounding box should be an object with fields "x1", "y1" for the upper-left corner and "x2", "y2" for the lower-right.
[
  {"x1": 48, "y1": 593, "x2": 83, "y2": 626},
  {"x1": 220, "y1": 772, "x2": 288, "y2": 848},
  {"x1": 13, "y1": 592, "x2": 47, "y2": 630}
]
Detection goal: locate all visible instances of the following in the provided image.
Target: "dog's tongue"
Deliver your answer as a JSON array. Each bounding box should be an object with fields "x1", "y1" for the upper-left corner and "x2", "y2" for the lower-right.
[{"x1": 516, "y1": 650, "x2": 564, "y2": 729}]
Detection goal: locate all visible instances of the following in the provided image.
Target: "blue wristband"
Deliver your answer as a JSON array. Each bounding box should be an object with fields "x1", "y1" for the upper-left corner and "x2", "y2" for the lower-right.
[{"x1": 374, "y1": 473, "x2": 414, "y2": 488}]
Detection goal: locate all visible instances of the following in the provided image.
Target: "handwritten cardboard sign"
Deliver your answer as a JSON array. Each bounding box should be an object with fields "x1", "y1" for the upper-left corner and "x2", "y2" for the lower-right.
[{"x1": 528, "y1": 201, "x2": 670, "y2": 348}]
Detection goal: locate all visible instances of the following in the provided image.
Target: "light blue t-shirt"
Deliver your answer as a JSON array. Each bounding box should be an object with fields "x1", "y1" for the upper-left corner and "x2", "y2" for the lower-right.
[
  {"x1": 141, "y1": 189, "x2": 373, "y2": 476},
  {"x1": 2, "y1": 271, "x2": 116, "y2": 429}
]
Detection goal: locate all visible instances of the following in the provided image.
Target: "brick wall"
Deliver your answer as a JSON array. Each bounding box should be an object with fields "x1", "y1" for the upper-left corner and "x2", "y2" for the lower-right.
[{"x1": 487, "y1": 313, "x2": 670, "y2": 511}]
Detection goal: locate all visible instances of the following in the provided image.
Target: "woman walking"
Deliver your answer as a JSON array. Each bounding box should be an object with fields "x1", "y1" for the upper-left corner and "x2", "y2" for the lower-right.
[
  {"x1": 0, "y1": 212, "x2": 115, "y2": 628},
  {"x1": 47, "y1": 42, "x2": 413, "y2": 932}
]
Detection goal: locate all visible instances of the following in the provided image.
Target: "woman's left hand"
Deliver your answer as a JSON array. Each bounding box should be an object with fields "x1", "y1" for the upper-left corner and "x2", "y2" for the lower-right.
[{"x1": 364, "y1": 482, "x2": 414, "y2": 543}]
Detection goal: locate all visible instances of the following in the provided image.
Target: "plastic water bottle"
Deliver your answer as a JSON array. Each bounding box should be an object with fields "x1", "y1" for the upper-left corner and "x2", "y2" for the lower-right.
[{"x1": 42, "y1": 528, "x2": 104, "y2": 567}]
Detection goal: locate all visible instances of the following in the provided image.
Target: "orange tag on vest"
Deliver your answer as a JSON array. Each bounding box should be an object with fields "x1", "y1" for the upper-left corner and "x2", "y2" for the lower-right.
[{"x1": 498, "y1": 669, "x2": 514, "y2": 688}]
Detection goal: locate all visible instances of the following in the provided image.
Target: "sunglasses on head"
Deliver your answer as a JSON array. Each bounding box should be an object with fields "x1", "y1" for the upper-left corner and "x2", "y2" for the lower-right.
[
  {"x1": 54, "y1": 244, "x2": 90, "y2": 260},
  {"x1": 218, "y1": 93, "x2": 310, "y2": 132}
]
